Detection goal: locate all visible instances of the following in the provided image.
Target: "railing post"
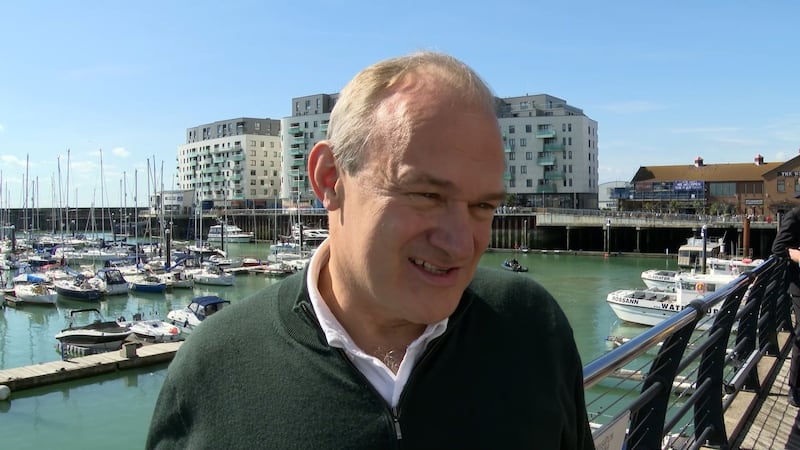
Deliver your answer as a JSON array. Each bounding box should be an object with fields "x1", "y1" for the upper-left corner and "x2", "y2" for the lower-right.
[
  {"x1": 627, "y1": 308, "x2": 700, "y2": 449},
  {"x1": 695, "y1": 285, "x2": 748, "y2": 448}
]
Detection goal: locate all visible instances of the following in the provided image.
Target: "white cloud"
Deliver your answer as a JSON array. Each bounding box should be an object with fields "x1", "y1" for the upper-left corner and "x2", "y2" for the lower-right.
[
  {"x1": 112, "y1": 147, "x2": 130, "y2": 157},
  {"x1": 0, "y1": 154, "x2": 27, "y2": 168}
]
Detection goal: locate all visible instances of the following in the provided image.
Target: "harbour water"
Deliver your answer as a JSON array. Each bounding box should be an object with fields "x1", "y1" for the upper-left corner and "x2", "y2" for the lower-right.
[{"x1": 0, "y1": 243, "x2": 675, "y2": 449}]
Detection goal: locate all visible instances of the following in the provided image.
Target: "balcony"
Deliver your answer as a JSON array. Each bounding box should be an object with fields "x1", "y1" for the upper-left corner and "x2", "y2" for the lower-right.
[
  {"x1": 544, "y1": 170, "x2": 565, "y2": 180},
  {"x1": 543, "y1": 143, "x2": 565, "y2": 152},
  {"x1": 503, "y1": 172, "x2": 515, "y2": 181},
  {"x1": 537, "y1": 156, "x2": 556, "y2": 166},
  {"x1": 535, "y1": 130, "x2": 556, "y2": 139},
  {"x1": 289, "y1": 148, "x2": 305, "y2": 157},
  {"x1": 537, "y1": 183, "x2": 556, "y2": 193},
  {"x1": 504, "y1": 145, "x2": 514, "y2": 153},
  {"x1": 289, "y1": 167, "x2": 307, "y2": 177},
  {"x1": 288, "y1": 125, "x2": 302, "y2": 134},
  {"x1": 293, "y1": 137, "x2": 307, "y2": 145},
  {"x1": 231, "y1": 153, "x2": 245, "y2": 162}
]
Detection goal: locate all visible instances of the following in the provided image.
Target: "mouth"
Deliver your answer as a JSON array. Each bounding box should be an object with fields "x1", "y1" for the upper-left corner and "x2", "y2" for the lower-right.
[{"x1": 411, "y1": 258, "x2": 452, "y2": 275}]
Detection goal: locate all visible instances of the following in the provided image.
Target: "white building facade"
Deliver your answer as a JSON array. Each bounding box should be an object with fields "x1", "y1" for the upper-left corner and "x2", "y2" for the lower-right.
[
  {"x1": 498, "y1": 94, "x2": 598, "y2": 209},
  {"x1": 279, "y1": 93, "x2": 597, "y2": 209},
  {"x1": 175, "y1": 118, "x2": 283, "y2": 212}
]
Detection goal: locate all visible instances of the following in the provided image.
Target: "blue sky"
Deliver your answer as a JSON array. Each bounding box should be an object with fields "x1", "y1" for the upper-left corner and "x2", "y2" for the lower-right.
[{"x1": 1, "y1": 1, "x2": 798, "y2": 208}]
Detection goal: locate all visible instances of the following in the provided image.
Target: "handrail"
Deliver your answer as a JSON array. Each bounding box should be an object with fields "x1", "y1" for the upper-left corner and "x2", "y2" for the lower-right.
[{"x1": 583, "y1": 256, "x2": 792, "y2": 449}]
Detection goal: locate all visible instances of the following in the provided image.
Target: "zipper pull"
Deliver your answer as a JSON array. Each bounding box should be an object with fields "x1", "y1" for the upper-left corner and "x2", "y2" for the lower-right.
[{"x1": 391, "y1": 407, "x2": 403, "y2": 440}]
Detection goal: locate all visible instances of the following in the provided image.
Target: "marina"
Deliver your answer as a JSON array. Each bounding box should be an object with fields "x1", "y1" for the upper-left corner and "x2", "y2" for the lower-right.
[{"x1": 0, "y1": 241, "x2": 797, "y2": 448}]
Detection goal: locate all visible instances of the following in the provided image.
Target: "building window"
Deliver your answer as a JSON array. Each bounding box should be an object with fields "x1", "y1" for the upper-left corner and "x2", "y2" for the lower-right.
[
  {"x1": 509, "y1": 179, "x2": 516, "y2": 188},
  {"x1": 778, "y1": 179, "x2": 786, "y2": 192},
  {"x1": 709, "y1": 182, "x2": 736, "y2": 197},
  {"x1": 526, "y1": 179, "x2": 533, "y2": 187},
  {"x1": 568, "y1": 137, "x2": 572, "y2": 145},
  {"x1": 508, "y1": 138, "x2": 515, "y2": 149},
  {"x1": 508, "y1": 153, "x2": 515, "y2": 161},
  {"x1": 568, "y1": 124, "x2": 572, "y2": 132},
  {"x1": 509, "y1": 125, "x2": 515, "y2": 134},
  {"x1": 520, "y1": 138, "x2": 527, "y2": 147},
  {"x1": 525, "y1": 152, "x2": 533, "y2": 160},
  {"x1": 525, "y1": 124, "x2": 532, "y2": 133},
  {"x1": 520, "y1": 165, "x2": 527, "y2": 174},
  {"x1": 562, "y1": 124, "x2": 566, "y2": 132},
  {"x1": 520, "y1": 101, "x2": 529, "y2": 110}
]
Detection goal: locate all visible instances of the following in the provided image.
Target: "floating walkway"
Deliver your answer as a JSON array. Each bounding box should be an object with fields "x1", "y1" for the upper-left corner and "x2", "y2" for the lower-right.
[{"x1": 0, "y1": 341, "x2": 182, "y2": 392}]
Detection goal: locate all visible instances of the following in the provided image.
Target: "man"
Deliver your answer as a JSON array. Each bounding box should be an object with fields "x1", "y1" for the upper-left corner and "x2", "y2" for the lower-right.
[
  {"x1": 147, "y1": 51, "x2": 594, "y2": 449},
  {"x1": 772, "y1": 195, "x2": 800, "y2": 407}
]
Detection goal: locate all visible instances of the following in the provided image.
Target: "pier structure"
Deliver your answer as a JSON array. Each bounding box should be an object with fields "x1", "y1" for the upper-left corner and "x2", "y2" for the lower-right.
[{"x1": 1, "y1": 206, "x2": 780, "y2": 258}]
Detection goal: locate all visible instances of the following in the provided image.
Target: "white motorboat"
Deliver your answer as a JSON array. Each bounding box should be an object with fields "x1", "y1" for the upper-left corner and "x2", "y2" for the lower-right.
[
  {"x1": 13, "y1": 282, "x2": 58, "y2": 305},
  {"x1": 55, "y1": 308, "x2": 133, "y2": 351},
  {"x1": 91, "y1": 267, "x2": 129, "y2": 296},
  {"x1": 190, "y1": 264, "x2": 235, "y2": 286},
  {"x1": 206, "y1": 222, "x2": 254, "y2": 243},
  {"x1": 116, "y1": 313, "x2": 183, "y2": 343},
  {"x1": 608, "y1": 272, "x2": 737, "y2": 329},
  {"x1": 640, "y1": 269, "x2": 679, "y2": 290},
  {"x1": 167, "y1": 295, "x2": 230, "y2": 335},
  {"x1": 161, "y1": 270, "x2": 194, "y2": 289}
]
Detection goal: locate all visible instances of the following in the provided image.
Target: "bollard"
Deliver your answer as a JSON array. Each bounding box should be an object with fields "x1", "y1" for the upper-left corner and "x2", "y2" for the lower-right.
[
  {"x1": 0, "y1": 385, "x2": 10, "y2": 401},
  {"x1": 120, "y1": 342, "x2": 138, "y2": 358}
]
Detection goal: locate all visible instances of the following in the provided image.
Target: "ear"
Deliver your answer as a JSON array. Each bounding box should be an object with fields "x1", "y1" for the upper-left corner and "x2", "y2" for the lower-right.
[{"x1": 308, "y1": 141, "x2": 343, "y2": 211}]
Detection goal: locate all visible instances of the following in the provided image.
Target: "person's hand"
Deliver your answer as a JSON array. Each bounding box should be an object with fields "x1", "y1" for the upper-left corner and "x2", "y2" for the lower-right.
[{"x1": 789, "y1": 248, "x2": 800, "y2": 263}]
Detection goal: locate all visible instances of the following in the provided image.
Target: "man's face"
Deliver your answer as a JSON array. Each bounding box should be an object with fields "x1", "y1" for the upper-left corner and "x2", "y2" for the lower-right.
[{"x1": 328, "y1": 90, "x2": 506, "y2": 328}]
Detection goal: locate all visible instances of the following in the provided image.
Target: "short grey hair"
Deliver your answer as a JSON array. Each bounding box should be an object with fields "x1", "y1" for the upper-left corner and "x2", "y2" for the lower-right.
[{"x1": 327, "y1": 51, "x2": 498, "y2": 175}]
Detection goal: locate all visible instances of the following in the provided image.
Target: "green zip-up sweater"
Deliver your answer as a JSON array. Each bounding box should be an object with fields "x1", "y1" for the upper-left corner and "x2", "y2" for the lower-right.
[{"x1": 147, "y1": 267, "x2": 595, "y2": 449}]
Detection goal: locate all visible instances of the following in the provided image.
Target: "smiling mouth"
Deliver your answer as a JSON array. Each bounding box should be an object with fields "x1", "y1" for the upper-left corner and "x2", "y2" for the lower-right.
[{"x1": 411, "y1": 258, "x2": 451, "y2": 275}]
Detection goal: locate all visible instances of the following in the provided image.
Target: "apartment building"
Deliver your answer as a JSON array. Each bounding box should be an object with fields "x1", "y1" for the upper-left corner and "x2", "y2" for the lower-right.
[
  {"x1": 498, "y1": 94, "x2": 598, "y2": 209},
  {"x1": 175, "y1": 118, "x2": 283, "y2": 211},
  {"x1": 279, "y1": 93, "x2": 598, "y2": 209}
]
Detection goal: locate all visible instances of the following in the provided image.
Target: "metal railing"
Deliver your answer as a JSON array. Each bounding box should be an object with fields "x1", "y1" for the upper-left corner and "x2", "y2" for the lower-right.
[{"x1": 583, "y1": 256, "x2": 792, "y2": 449}]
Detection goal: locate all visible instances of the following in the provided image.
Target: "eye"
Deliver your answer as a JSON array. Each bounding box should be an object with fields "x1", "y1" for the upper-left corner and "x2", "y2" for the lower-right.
[{"x1": 410, "y1": 192, "x2": 440, "y2": 201}]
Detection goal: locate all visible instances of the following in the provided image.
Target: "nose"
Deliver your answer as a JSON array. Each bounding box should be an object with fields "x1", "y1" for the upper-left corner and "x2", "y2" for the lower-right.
[{"x1": 428, "y1": 202, "x2": 475, "y2": 260}]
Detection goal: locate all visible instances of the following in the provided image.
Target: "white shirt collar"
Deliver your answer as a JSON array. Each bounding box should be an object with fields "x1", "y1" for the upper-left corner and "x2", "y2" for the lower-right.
[{"x1": 306, "y1": 238, "x2": 448, "y2": 406}]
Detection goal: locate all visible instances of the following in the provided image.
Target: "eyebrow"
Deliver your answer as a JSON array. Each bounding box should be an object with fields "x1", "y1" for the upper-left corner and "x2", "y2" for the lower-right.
[{"x1": 401, "y1": 172, "x2": 506, "y2": 203}]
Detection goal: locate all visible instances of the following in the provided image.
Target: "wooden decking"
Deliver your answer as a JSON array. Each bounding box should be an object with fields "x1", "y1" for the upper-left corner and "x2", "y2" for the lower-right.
[
  {"x1": 732, "y1": 350, "x2": 799, "y2": 450},
  {"x1": 0, "y1": 341, "x2": 181, "y2": 392}
]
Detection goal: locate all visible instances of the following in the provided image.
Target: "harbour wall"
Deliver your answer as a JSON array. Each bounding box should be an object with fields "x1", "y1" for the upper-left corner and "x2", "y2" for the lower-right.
[{"x1": 2, "y1": 207, "x2": 779, "y2": 258}]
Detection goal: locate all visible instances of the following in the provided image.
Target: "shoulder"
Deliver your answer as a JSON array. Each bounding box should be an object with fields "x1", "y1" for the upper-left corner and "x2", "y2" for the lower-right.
[{"x1": 466, "y1": 267, "x2": 567, "y2": 328}]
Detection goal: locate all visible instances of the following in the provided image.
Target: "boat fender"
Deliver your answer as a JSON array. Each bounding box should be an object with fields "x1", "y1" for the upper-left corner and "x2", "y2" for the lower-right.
[
  {"x1": 696, "y1": 282, "x2": 705, "y2": 293},
  {"x1": 0, "y1": 385, "x2": 10, "y2": 401}
]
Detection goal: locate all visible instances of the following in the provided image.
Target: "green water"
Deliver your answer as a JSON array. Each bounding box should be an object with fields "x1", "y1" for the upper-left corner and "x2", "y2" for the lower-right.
[{"x1": 0, "y1": 244, "x2": 675, "y2": 449}]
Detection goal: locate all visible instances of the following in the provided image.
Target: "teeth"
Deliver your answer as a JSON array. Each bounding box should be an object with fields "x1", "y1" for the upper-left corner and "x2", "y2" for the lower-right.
[{"x1": 412, "y1": 258, "x2": 448, "y2": 274}]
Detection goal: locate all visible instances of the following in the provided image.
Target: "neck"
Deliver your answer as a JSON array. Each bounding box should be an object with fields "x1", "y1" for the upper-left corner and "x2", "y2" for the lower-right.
[{"x1": 318, "y1": 261, "x2": 425, "y2": 368}]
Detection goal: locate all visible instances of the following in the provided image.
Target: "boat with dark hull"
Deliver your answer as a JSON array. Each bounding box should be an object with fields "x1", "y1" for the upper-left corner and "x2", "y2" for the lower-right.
[{"x1": 55, "y1": 308, "x2": 133, "y2": 351}]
